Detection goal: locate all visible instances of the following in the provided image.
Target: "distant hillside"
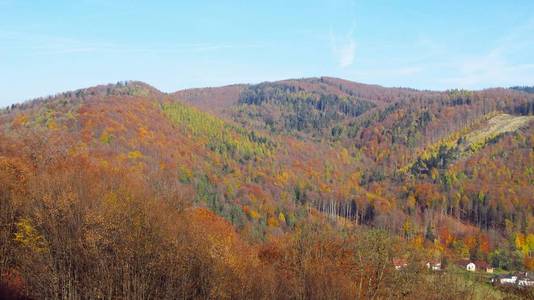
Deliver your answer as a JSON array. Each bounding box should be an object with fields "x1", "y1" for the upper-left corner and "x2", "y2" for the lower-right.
[
  {"x1": 169, "y1": 77, "x2": 534, "y2": 237},
  {"x1": 1, "y1": 77, "x2": 533, "y2": 298},
  {"x1": 171, "y1": 84, "x2": 246, "y2": 115},
  {"x1": 511, "y1": 86, "x2": 534, "y2": 94}
]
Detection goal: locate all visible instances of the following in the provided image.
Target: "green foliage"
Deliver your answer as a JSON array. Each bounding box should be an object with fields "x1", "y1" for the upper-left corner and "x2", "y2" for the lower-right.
[
  {"x1": 411, "y1": 144, "x2": 459, "y2": 176},
  {"x1": 195, "y1": 174, "x2": 219, "y2": 209},
  {"x1": 236, "y1": 82, "x2": 375, "y2": 137},
  {"x1": 99, "y1": 131, "x2": 113, "y2": 144},
  {"x1": 163, "y1": 102, "x2": 274, "y2": 161},
  {"x1": 488, "y1": 249, "x2": 524, "y2": 271},
  {"x1": 178, "y1": 165, "x2": 193, "y2": 183},
  {"x1": 2, "y1": 77, "x2": 534, "y2": 299}
]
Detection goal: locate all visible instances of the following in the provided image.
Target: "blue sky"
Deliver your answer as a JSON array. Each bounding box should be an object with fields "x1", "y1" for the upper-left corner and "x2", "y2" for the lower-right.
[{"x1": 1, "y1": 0, "x2": 533, "y2": 106}]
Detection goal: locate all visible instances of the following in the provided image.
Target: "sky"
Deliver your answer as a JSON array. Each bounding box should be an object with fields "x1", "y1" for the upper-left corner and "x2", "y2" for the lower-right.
[{"x1": 1, "y1": 0, "x2": 534, "y2": 106}]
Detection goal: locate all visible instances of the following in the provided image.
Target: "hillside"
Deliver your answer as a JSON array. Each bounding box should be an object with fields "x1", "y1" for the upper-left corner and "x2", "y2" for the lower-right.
[
  {"x1": 171, "y1": 84, "x2": 246, "y2": 115},
  {"x1": 1, "y1": 78, "x2": 533, "y2": 299}
]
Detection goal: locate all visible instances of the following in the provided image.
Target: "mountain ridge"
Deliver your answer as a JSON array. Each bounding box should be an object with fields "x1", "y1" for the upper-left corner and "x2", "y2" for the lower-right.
[
  {"x1": 6, "y1": 76, "x2": 533, "y2": 111},
  {"x1": 1, "y1": 75, "x2": 533, "y2": 298}
]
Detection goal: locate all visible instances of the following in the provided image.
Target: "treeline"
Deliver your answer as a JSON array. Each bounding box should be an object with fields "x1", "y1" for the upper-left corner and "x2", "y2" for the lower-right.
[
  {"x1": 0, "y1": 142, "x2": 480, "y2": 299},
  {"x1": 1, "y1": 78, "x2": 534, "y2": 297},
  {"x1": 511, "y1": 86, "x2": 534, "y2": 94},
  {"x1": 236, "y1": 82, "x2": 376, "y2": 136}
]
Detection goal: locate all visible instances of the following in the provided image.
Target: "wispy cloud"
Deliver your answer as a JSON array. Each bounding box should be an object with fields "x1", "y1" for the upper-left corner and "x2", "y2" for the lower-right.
[
  {"x1": 441, "y1": 54, "x2": 534, "y2": 88},
  {"x1": 0, "y1": 30, "x2": 265, "y2": 56},
  {"x1": 440, "y1": 19, "x2": 534, "y2": 88},
  {"x1": 347, "y1": 18, "x2": 534, "y2": 90},
  {"x1": 330, "y1": 25, "x2": 356, "y2": 68}
]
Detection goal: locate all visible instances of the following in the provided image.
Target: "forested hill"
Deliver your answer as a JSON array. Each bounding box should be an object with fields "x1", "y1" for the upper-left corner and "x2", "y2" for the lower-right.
[
  {"x1": 174, "y1": 76, "x2": 534, "y2": 268},
  {"x1": 511, "y1": 86, "x2": 534, "y2": 94},
  {"x1": 1, "y1": 78, "x2": 533, "y2": 298}
]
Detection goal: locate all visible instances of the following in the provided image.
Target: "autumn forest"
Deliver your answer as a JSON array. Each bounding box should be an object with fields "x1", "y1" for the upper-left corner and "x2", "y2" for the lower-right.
[{"x1": 1, "y1": 77, "x2": 533, "y2": 299}]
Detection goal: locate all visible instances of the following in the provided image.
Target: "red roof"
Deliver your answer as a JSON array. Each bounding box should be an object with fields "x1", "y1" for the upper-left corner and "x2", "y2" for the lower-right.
[
  {"x1": 393, "y1": 258, "x2": 407, "y2": 267},
  {"x1": 475, "y1": 260, "x2": 489, "y2": 269}
]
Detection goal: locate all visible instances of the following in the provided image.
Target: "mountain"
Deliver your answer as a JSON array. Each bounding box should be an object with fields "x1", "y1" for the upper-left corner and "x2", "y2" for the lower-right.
[{"x1": 1, "y1": 78, "x2": 533, "y2": 299}]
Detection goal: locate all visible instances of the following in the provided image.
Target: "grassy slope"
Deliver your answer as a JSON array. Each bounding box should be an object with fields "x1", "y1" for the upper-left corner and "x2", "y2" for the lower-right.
[
  {"x1": 464, "y1": 114, "x2": 534, "y2": 149},
  {"x1": 401, "y1": 113, "x2": 534, "y2": 172}
]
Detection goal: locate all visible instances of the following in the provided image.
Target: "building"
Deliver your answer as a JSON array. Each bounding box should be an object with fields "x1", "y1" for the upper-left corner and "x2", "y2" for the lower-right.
[
  {"x1": 457, "y1": 260, "x2": 492, "y2": 272},
  {"x1": 518, "y1": 278, "x2": 534, "y2": 287},
  {"x1": 474, "y1": 261, "x2": 490, "y2": 273},
  {"x1": 426, "y1": 260, "x2": 442, "y2": 271},
  {"x1": 393, "y1": 258, "x2": 407, "y2": 270},
  {"x1": 491, "y1": 272, "x2": 534, "y2": 287},
  {"x1": 499, "y1": 275, "x2": 517, "y2": 285},
  {"x1": 466, "y1": 262, "x2": 476, "y2": 272}
]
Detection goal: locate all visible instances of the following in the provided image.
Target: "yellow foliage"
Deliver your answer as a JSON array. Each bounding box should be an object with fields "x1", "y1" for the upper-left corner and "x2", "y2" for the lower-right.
[
  {"x1": 515, "y1": 233, "x2": 526, "y2": 251},
  {"x1": 525, "y1": 256, "x2": 534, "y2": 271},
  {"x1": 138, "y1": 126, "x2": 151, "y2": 140},
  {"x1": 340, "y1": 148, "x2": 350, "y2": 164},
  {"x1": 527, "y1": 234, "x2": 534, "y2": 255},
  {"x1": 275, "y1": 171, "x2": 290, "y2": 186},
  {"x1": 319, "y1": 182, "x2": 331, "y2": 193},
  {"x1": 267, "y1": 216, "x2": 279, "y2": 227},
  {"x1": 103, "y1": 192, "x2": 119, "y2": 207},
  {"x1": 47, "y1": 119, "x2": 58, "y2": 130},
  {"x1": 162, "y1": 102, "x2": 273, "y2": 160},
  {"x1": 178, "y1": 165, "x2": 193, "y2": 183},
  {"x1": 402, "y1": 220, "x2": 412, "y2": 237},
  {"x1": 434, "y1": 238, "x2": 444, "y2": 252},
  {"x1": 99, "y1": 159, "x2": 109, "y2": 168},
  {"x1": 249, "y1": 210, "x2": 260, "y2": 220},
  {"x1": 223, "y1": 177, "x2": 239, "y2": 198},
  {"x1": 279, "y1": 191, "x2": 290, "y2": 203},
  {"x1": 412, "y1": 235, "x2": 424, "y2": 249},
  {"x1": 278, "y1": 212, "x2": 286, "y2": 224},
  {"x1": 99, "y1": 130, "x2": 113, "y2": 144},
  {"x1": 407, "y1": 194, "x2": 416, "y2": 210},
  {"x1": 15, "y1": 218, "x2": 47, "y2": 253},
  {"x1": 128, "y1": 150, "x2": 143, "y2": 159},
  {"x1": 349, "y1": 171, "x2": 361, "y2": 187},
  {"x1": 431, "y1": 168, "x2": 439, "y2": 180},
  {"x1": 12, "y1": 114, "x2": 28, "y2": 126},
  {"x1": 516, "y1": 233, "x2": 534, "y2": 255}
]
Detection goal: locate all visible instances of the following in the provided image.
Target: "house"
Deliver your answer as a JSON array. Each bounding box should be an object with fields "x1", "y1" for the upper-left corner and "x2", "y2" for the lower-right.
[
  {"x1": 517, "y1": 272, "x2": 534, "y2": 287},
  {"x1": 457, "y1": 260, "x2": 492, "y2": 272},
  {"x1": 474, "y1": 261, "x2": 491, "y2": 273},
  {"x1": 517, "y1": 278, "x2": 534, "y2": 287},
  {"x1": 499, "y1": 275, "x2": 517, "y2": 285},
  {"x1": 466, "y1": 262, "x2": 476, "y2": 272},
  {"x1": 426, "y1": 260, "x2": 441, "y2": 271},
  {"x1": 492, "y1": 274, "x2": 520, "y2": 286},
  {"x1": 491, "y1": 272, "x2": 534, "y2": 287},
  {"x1": 393, "y1": 258, "x2": 407, "y2": 270}
]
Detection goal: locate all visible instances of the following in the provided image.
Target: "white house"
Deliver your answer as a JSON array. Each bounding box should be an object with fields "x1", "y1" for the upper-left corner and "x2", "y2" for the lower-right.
[
  {"x1": 466, "y1": 262, "x2": 476, "y2": 272},
  {"x1": 491, "y1": 272, "x2": 534, "y2": 287},
  {"x1": 518, "y1": 278, "x2": 534, "y2": 287},
  {"x1": 426, "y1": 261, "x2": 441, "y2": 271},
  {"x1": 500, "y1": 276, "x2": 517, "y2": 285}
]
